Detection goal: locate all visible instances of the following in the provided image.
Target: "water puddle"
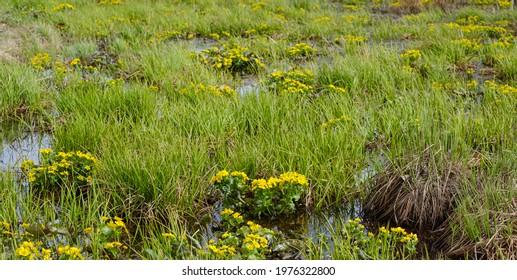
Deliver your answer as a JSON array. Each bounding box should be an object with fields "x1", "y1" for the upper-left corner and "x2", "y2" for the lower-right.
[
  {"x1": 355, "y1": 150, "x2": 386, "y2": 186},
  {"x1": 189, "y1": 38, "x2": 218, "y2": 53},
  {"x1": 0, "y1": 127, "x2": 52, "y2": 171},
  {"x1": 197, "y1": 201, "x2": 362, "y2": 259},
  {"x1": 237, "y1": 76, "x2": 260, "y2": 97}
]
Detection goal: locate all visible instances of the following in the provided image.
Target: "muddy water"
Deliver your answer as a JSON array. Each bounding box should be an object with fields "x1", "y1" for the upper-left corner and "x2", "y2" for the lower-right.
[{"x1": 0, "y1": 128, "x2": 52, "y2": 171}]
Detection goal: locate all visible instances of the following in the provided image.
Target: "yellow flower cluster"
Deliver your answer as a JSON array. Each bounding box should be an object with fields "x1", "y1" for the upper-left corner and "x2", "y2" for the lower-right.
[
  {"x1": 104, "y1": 242, "x2": 126, "y2": 250},
  {"x1": 328, "y1": 84, "x2": 347, "y2": 93},
  {"x1": 247, "y1": 221, "x2": 263, "y2": 232},
  {"x1": 279, "y1": 172, "x2": 309, "y2": 187},
  {"x1": 251, "y1": 2, "x2": 267, "y2": 11},
  {"x1": 243, "y1": 233, "x2": 269, "y2": 251},
  {"x1": 314, "y1": 17, "x2": 331, "y2": 23},
  {"x1": 267, "y1": 69, "x2": 314, "y2": 95},
  {"x1": 15, "y1": 242, "x2": 52, "y2": 260},
  {"x1": 348, "y1": 218, "x2": 363, "y2": 225},
  {"x1": 148, "y1": 85, "x2": 160, "y2": 92},
  {"x1": 102, "y1": 216, "x2": 129, "y2": 234},
  {"x1": 400, "y1": 233, "x2": 418, "y2": 243},
  {"x1": 321, "y1": 115, "x2": 352, "y2": 128},
  {"x1": 491, "y1": 36, "x2": 515, "y2": 48},
  {"x1": 162, "y1": 232, "x2": 176, "y2": 238},
  {"x1": 207, "y1": 244, "x2": 237, "y2": 257},
  {"x1": 23, "y1": 149, "x2": 97, "y2": 185},
  {"x1": 288, "y1": 43, "x2": 318, "y2": 58},
  {"x1": 98, "y1": 0, "x2": 124, "y2": 5},
  {"x1": 452, "y1": 38, "x2": 482, "y2": 51},
  {"x1": 378, "y1": 226, "x2": 418, "y2": 243},
  {"x1": 231, "y1": 171, "x2": 249, "y2": 183},
  {"x1": 400, "y1": 49, "x2": 422, "y2": 61},
  {"x1": 221, "y1": 208, "x2": 236, "y2": 216},
  {"x1": 344, "y1": 35, "x2": 366, "y2": 44},
  {"x1": 31, "y1": 53, "x2": 52, "y2": 70},
  {"x1": 343, "y1": 14, "x2": 370, "y2": 24},
  {"x1": 0, "y1": 221, "x2": 9, "y2": 230},
  {"x1": 190, "y1": 83, "x2": 237, "y2": 98},
  {"x1": 107, "y1": 78, "x2": 124, "y2": 88},
  {"x1": 220, "y1": 208, "x2": 243, "y2": 220},
  {"x1": 69, "y1": 58, "x2": 81, "y2": 67},
  {"x1": 445, "y1": 17, "x2": 510, "y2": 38},
  {"x1": 58, "y1": 245, "x2": 83, "y2": 260},
  {"x1": 343, "y1": 4, "x2": 360, "y2": 11},
  {"x1": 470, "y1": 0, "x2": 513, "y2": 8},
  {"x1": 16, "y1": 241, "x2": 38, "y2": 259},
  {"x1": 210, "y1": 170, "x2": 230, "y2": 184},
  {"x1": 251, "y1": 172, "x2": 308, "y2": 190},
  {"x1": 485, "y1": 80, "x2": 517, "y2": 94},
  {"x1": 51, "y1": 3, "x2": 75, "y2": 12},
  {"x1": 251, "y1": 179, "x2": 269, "y2": 190},
  {"x1": 195, "y1": 43, "x2": 264, "y2": 73},
  {"x1": 52, "y1": 61, "x2": 68, "y2": 75}
]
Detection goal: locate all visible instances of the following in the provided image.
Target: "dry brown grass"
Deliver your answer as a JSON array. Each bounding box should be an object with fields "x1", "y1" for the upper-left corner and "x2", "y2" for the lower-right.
[{"x1": 363, "y1": 150, "x2": 466, "y2": 231}]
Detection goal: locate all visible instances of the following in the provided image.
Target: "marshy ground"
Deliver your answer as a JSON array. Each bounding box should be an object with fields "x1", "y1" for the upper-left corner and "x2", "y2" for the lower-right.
[{"x1": 0, "y1": 0, "x2": 516, "y2": 260}]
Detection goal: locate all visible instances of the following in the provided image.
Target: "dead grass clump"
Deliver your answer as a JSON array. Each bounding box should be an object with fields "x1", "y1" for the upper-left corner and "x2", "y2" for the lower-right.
[{"x1": 363, "y1": 151, "x2": 466, "y2": 230}]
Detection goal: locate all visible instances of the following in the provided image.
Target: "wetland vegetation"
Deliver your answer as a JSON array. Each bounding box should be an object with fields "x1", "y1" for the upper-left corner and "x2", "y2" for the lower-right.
[{"x1": 0, "y1": 0, "x2": 516, "y2": 260}]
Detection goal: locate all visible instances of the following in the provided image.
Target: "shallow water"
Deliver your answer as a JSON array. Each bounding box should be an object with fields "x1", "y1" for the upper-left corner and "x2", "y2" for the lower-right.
[
  {"x1": 0, "y1": 128, "x2": 52, "y2": 171},
  {"x1": 198, "y1": 200, "x2": 363, "y2": 259},
  {"x1": 189, "y1": 38, "x2": 218, "y2": 53},
  {"x1": 237, "y1": 76, "x2": 260, "y2": 97}
]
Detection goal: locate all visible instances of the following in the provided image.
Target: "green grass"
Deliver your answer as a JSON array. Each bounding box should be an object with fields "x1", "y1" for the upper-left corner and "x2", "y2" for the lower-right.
[{"x1": 0, "y1": 0, "x2": 516, "y2": 260}]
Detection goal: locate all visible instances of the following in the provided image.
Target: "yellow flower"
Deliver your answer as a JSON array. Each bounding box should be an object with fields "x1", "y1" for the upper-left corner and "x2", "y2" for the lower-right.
[
  {"x1": 15, "y1": 246, "x2": 31, "y2": 257},
  {"x1": 162, "y1": 232, "x2": 176, "y2": 238},
  {"x1": 279, "y1": 172, "x2": 309, "y2": 187},
  {"x1": 58, "y1": 245, "x2": 83, "y2": 260},
  {"x1": 221, "y1": 208, "x2": 235, "y2": 216},
  {"x1": 39, "y1": 148, "x2": 53, "y2": 154},
  {"x1": 69, "y1": 58, "x2": 81, "y2": 67},
  {"x1": 20, "y1": 160, "x2": 34, "y2": 171},
  {"x1": 148, "y1": 85, "x2": 159, "y2": 92},
  {"x1": 42, "y1": 248, "x2": 52, "y2": 260},
  {"x1": 210, "y1": 170, "x2": 230, "y2": 184},
  {"x1": 51, "y1": 3, "x2": 75, "y2": 12},
  {"x1": 247, "y1": 221, "x2": 263, "y2": 232},
  {"x1": 379, "y1": 226, "x2": 389, "y2": 234},
  {"x1": 231, "y1": 171, "x2": 249, "y2": 183},
  {"x1": 251, "y1": 179, "x2": 269, "y2": 190},
  {"x1": 390, "y1": 227, "x2": 407, "y2": 235},
  {"x1": 104, "y1": 242, "x2": 123, "y2": 249},
  {"x1": 84, "y1": 227, "x2": 93, "y2": 234},
  {"x1": 400, "y1": 49, "x2": 422, "y2": 60}
]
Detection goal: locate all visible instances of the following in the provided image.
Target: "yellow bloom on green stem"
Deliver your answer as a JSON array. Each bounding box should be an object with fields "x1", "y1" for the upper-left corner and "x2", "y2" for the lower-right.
[
  {"x1": 162, "y1": 232, "x2": 176, "y2": 238},
  {"x1": 251, "y1": 179, "x2": 269, "y2": 190},
  {"x1": 221, "y1": 208, "x2": 235, "y2": 216},
  {"x1": 42, "y1": 248, "x2": 52, "y2": 260},
  {"x1": 210, "y1": 170, "x2": 230, "y2": 184}
]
